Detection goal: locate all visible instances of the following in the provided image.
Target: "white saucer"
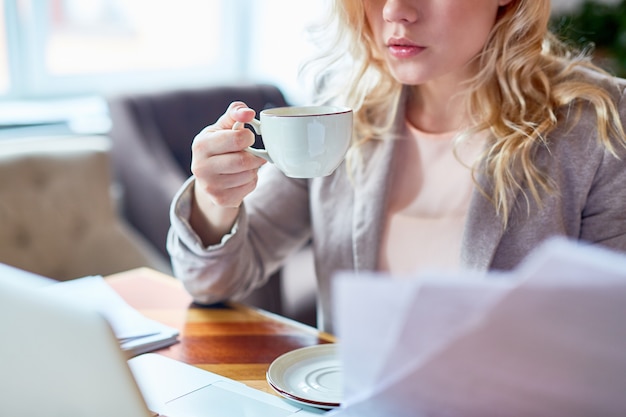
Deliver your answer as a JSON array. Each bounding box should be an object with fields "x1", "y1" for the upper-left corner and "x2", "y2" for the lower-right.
[{"x1": 266, "y1": 344, "x2": 342, "y2": 409}]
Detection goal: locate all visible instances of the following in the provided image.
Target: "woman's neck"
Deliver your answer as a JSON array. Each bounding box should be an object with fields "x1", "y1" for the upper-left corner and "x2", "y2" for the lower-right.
[{"x1": 406, "y1": 76, "x2": 472, "y2": 134}]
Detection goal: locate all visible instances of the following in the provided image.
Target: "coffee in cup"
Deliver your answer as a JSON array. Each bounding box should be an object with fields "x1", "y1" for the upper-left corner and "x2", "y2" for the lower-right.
[{"x1": 233, "y1": 105, "x2": 352, "y2": 178}]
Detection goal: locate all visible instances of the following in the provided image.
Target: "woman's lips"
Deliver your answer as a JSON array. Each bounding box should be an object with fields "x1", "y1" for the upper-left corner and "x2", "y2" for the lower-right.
[{"x1": 387, "y1": 38, "x2": 424, "y2": 58}]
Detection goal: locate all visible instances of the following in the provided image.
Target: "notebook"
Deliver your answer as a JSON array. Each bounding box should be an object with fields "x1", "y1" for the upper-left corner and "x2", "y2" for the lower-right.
[
  {"x1": 41, "y1": 275, "x2": 180, "y2": 356},
  {"x1": 0, "y1": 263, "x2": 324, "y2": 417}
]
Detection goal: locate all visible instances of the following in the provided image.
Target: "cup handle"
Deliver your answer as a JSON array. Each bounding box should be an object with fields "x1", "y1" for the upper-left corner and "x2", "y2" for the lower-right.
[{"x1": 233, "y1": 119, "x2": 273, "y2": 164}]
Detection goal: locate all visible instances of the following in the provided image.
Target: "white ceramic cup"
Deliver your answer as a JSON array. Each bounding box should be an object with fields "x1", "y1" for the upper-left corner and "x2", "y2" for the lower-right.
[{"x1": 233, "y1": 105, "x2": 353, "y2": 178}]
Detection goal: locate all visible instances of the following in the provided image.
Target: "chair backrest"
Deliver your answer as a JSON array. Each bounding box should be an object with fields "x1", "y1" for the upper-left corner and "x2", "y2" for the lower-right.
[
  {"x1": 0, "y1": 135, "x2": 170, "y2": 280},
  {"x1": 106, "y1": 84, "x2": 289, "y2": 257},
  {"x1": 109, "y1": 84, "x2": 289, "y2": 177}
]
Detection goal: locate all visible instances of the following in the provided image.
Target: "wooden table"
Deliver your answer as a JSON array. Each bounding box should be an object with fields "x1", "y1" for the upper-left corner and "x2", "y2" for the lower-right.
[{"x1": 106, "y1": 267, "x2": 334, "y2": 395}]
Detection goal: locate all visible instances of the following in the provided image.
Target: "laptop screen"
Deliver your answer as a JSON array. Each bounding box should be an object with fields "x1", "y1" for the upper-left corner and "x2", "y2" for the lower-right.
[{"x1": 0, "y1": 264, "x2": 152, "y2": 417}]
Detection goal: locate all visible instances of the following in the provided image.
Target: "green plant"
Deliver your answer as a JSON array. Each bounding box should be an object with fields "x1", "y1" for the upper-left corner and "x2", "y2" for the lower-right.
[{"x1": 550, "y1": 0, "x2": 626, "y2": 77}]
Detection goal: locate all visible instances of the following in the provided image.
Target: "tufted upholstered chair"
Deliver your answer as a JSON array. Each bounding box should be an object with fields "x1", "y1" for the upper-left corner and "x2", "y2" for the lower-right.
[
  {"x1": 0, "y1": 135, "x2": 171, "y2": 281},
  {"x1": 106, "y1": 84, "x2": 317, "y2": 326}
]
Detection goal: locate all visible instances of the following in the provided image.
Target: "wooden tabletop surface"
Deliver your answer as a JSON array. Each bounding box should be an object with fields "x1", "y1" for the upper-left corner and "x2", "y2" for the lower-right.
[{"x1": 106, "y1": 267, "x2": 334, "y2": 395}]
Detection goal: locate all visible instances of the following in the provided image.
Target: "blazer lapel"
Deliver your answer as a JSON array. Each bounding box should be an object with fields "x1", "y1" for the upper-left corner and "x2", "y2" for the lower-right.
[
  {"x1": 461, "y1": 171, "x2": 515, "y2": 270},
  {"x1": 351, "y1": 138, "x2": 397, "y2": 272}
]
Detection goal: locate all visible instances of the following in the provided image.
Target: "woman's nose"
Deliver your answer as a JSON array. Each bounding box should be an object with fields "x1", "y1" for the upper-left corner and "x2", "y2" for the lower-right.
[{"x1": 382, "y1": 0, "x2": 419, "y2": 24}]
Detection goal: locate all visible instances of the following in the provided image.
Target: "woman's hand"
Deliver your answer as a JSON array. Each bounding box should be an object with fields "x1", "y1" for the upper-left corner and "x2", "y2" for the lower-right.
[{"x1": 189, "y1": 101, "x2": 267, "y2": 246}]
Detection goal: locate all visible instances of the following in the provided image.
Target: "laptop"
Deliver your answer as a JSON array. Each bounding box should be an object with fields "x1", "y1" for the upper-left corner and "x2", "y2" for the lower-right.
[{"x1": 0, "y1": 263, "x2": 324, "y2": 417}]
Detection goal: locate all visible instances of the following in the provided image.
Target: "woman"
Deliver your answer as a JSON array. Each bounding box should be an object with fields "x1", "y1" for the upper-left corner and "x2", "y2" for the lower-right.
[{"x1": 167, "y1": 0, "x2": 626, "y2": 332}]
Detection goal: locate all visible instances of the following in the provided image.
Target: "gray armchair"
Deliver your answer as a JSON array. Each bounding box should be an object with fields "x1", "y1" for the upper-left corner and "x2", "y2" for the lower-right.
[
  {"x1": 106, "y1": 84, "x2": 289, "y2": 257},
  {"x1": 106, "y1": 85, "x2": 317, "y2": 326}
]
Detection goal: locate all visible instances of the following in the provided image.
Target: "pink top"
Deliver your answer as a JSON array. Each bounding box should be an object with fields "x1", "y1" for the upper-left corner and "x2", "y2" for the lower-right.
[{"x1": 378, "y1": 121, "x2": 484, "y2": 275}]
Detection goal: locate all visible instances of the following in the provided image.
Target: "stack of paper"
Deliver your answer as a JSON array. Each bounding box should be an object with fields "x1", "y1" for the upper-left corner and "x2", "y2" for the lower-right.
[
  {"x1": 41, "y1": 276, "x2": 179, "y2": 356},
  {"x1": 329, "y1": 238, "x2": 626, "y2": 417}
]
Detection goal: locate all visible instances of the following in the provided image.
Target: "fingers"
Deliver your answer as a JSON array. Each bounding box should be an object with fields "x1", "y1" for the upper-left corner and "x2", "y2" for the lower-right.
[
  {"x1": 193, "y1": 152, "x2": 262, "y2": 207},
  {"x1": 193, "y1": 102, "x2": 257, "y2": 156},
  {"x1": 191, "y1": 122, "x2": 266, "y2": 173},
  {"x1": 195, "y1": 168, "x2": 261, "y2": 207},
  {"x1": 190, "y1": 101, "x2": 266, "y2": 208},
  {"x1": 191, "y1": 141, "x2": 265, "y2": 205},
  {"x1": 191, "y1": 149, "x2": 265, "y2": 187},
  {"x1": 208, "y1": 101, "x2": 256, "y2": 131}
]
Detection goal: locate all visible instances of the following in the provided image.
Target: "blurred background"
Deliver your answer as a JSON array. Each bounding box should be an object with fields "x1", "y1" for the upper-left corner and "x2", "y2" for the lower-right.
[
  {"x1": 551, "y1": 0, "x2": 626, "y2": 78},
  {"x1": 0, "y1": 0, "x2": 328, "y2": 136},
  {"x1": 0, "y1": 0, "x2": 623, "y2": 136}
]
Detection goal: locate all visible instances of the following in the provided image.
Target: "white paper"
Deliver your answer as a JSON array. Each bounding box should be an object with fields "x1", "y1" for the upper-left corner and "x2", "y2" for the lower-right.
[
  {"x1": 40, "y1": 276, "x2": 179, "y2": 355},
  {"x1": 329, "y1": 238, "x2": 626, "y2": 417}
]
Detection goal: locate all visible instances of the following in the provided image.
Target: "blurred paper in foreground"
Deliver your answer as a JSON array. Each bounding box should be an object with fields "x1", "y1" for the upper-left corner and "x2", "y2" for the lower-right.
[{"x1": 330, "y1": 238, "x2": 626, "y2": 417}]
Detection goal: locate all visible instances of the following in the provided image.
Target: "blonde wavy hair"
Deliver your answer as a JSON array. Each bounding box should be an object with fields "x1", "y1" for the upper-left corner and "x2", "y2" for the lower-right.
[{"x1": 302, "y1": 0, "x2": 626, "y2": 223}]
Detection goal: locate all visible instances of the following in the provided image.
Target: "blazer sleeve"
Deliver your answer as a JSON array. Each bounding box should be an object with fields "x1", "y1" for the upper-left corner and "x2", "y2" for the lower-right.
[
  {"x1": 579, "y1": 82, "x2": 626, "y2": 250},
  {"x1": 166, "y1": 165, "x2": 312, "y2": 304}
]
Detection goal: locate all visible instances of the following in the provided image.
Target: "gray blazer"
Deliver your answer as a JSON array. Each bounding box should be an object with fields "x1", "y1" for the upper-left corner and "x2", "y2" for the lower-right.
[{"x1": 168, "y1": 73, "x2": 626, "y2": 333}]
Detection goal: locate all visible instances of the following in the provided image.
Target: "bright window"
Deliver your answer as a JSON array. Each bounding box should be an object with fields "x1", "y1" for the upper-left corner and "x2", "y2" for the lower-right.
[
  {"x1": 249, "y1": 0, "x2": 328, "y2": 104},
  {"x1": 0, "y1": 0, "x2": 9, "y2": 94},
  {"x1": 1, "y1": 0, "x2": 327, "y2": 104},
  {"x1": 5, "y1": 0, "x2": 244, "y2": 98},
  {"x1": 45, "y1": 0, "x2": 223, "y2": 75}
]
